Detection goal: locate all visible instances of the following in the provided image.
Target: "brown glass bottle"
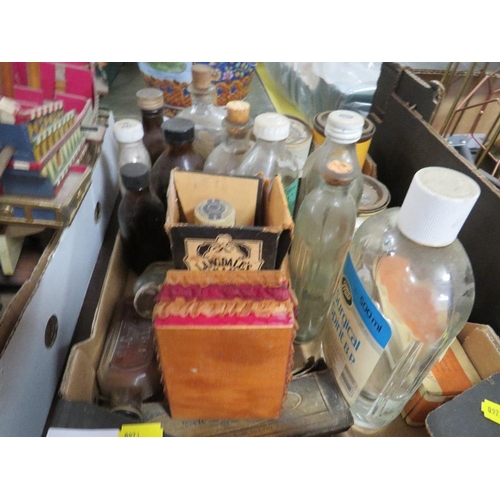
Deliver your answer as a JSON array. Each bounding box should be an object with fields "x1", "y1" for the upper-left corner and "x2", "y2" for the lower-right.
[
  {"x1": 150, "y1": 117, "x2": 204, "y2": 210},
  {"x1": 97, "y1": 298, "x2": 162, "y2": 420},
  {"x1": 136, "y1": 88, "x2": 167, "y2": 164},
  {"x1": 118, "y1": 162, "x2": 171, "y2": 274}
]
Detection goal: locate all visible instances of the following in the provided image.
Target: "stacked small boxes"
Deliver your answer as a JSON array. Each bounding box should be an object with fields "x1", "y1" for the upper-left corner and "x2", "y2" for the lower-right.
[{"x1": 0, "y1": 99, "x2": 90, "y2": 197}]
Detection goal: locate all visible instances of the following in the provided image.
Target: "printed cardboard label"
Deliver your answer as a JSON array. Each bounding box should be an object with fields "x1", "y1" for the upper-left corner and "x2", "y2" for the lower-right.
[{"x1": 183, "y1": 233, "x2": 265, "y2": 271}]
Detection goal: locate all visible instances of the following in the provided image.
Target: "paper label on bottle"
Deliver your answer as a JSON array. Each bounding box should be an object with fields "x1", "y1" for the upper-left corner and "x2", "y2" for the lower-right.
[
  {"x1": 284, "y1": 178, "x2": 299, "y2": 216},
  {"x1": 324, "y1": 254, "x2": 392, "y2": 405}
]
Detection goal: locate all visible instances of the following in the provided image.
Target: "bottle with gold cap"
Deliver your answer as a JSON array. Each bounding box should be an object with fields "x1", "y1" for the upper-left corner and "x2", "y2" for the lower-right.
[
  {"x1": 289, "y1": 159, "x2": 357, "y2": 344},
  {"x1": 177, "y1": 64, "x2": 227, "y2": 159},
  {"x1": 204, "y1": 100, "x2": 254, "y2": 175},
  {"x1": 136, "y1": 88, "x2": 167, "y2": 164}
]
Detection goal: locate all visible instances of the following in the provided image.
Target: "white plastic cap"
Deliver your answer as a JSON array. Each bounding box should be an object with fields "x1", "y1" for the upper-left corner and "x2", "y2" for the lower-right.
[
  {"x1": 113, "y1": 119, "x2": 145, "y2": 143},
  {"x1": 325, "y1": 110, "x2": 364, "y2": 144},
  {"x1": 253, "y1": 112, "x2": 290, "y2": 141},
  {"x1": 397, "y1": 166, "x2": 481, "y2": 247}
]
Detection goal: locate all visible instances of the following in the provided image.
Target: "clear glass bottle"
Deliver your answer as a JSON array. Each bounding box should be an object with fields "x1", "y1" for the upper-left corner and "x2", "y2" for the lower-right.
[
  {"x1": 321, "y1": 166, "x2": 481, "y2": 429},
  {"x1": 177, "y1": 64, "x2": 227, "y2": 159},
  {"x1": 235, "y1": 112, "x2": 301, "y2": 216},
  {"x1": 150, "y1": 117, "x2": 204, "y2": 211},
  {"x1": 136, "y1": 87, "x2": 167, "y2": 164},
  {"x1": 97, "y1": 298, "x2": 162, "y2": 420},
  {"x1": 204, "y1": 100, "x2": 254, "y2": 175},
  {"x1": 297, "y1": 110, "x2": 364, "y2": 212},
  {"x1": 113, "y1": 118, "x2": 152, "y2": 195},
  {"x1": 290, "y1": 160, "x2": 357, "y2": 344},
  {"x1": 118, "y1": 162, "x2": 171, "y2": 275}
]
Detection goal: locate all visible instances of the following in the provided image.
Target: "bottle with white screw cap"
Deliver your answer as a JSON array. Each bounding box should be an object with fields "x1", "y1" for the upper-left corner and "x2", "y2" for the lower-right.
[
  {"x1": 235, "y1": 112, "x2": 301, "y2": 216},
  {"x1": 113, "y1": 118, "x2": 152, "y2": 194},
  {"x1": 321, "y1": 166, "x2": 481, "y2": 429},
  {"x1": 297, "y1": 110, "x2": 364, "y2": 212}
]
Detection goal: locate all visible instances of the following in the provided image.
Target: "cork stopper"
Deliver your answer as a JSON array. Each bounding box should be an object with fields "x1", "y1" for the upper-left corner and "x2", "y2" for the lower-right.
[
  {"x1": 226, "y1": 101, "x2": 250, "y2": 124},
  {"x1": 323, "y1": 160, "x2": 355, "y2": 186},
  {"x1": 136, "y1": 88, "x2": 164, "y2": 111},
  {"x1": 191, "y1": 64, "x2": 214, "y2": 90}
]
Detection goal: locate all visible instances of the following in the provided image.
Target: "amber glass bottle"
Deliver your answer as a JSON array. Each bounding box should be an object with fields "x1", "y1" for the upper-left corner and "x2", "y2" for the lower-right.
[
  {"x1": 150, "y1": 117, "x2": 204, "y2": 210},
  {"x1": 136, "y1": 88, "x2": 167, "y2": 164},
  {"x1": 118, "y1": 162, "x2": 171, "y2": 274}
]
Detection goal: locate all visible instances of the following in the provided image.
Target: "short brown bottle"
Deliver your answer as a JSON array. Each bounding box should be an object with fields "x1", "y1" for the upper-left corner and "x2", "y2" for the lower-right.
[
  {"x1": 136, "y1": 88, "x2": 167, "y2": 164},
  {"x1": 118, "y1": 162, "x2": 171, "y2": 274},
  {"x1": 150, "y1": 117, "x2": 204, "y2": 210}
]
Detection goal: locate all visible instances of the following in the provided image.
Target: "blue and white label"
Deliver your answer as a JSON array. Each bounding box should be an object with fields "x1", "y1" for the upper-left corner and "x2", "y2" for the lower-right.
[{"x1": 323, "y1": 254, "x2": 392, "y2": 404}]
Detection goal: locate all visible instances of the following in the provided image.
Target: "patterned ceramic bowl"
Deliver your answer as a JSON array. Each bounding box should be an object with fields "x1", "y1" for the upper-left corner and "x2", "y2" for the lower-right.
[{"x1": 138, "y1": 62, "x2": 256, "y2": 116}]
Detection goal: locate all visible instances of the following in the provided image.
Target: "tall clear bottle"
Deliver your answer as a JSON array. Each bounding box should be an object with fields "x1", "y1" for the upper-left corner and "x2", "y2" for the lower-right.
[
  {"x1": 204, "y1": 100, "x2": 254, "y2": 175},
  {"x1": 150, "y1": 117, "x2": 204, "y2": 212},
  {"x1": 136, "y1": 88, "x2": 167, "y2": 164},
  {"x1": 113, "y1": 118, "x2": 152, "y2": 195},
  {"x1": 322, "y1": 166, "x2": 481, "y2": 429},
  {"x1": 290, "y1": 160, "x2": 357, "y2": 344},
  {"x1": 235, "y1": 112, "x2": 301, "y2": 216},
  {"x1": 297, "y1": 110, "x2": 364, "y2": 212},
  {"x1": 177, "y1": 64, "x2": 226, "y2": 159}
]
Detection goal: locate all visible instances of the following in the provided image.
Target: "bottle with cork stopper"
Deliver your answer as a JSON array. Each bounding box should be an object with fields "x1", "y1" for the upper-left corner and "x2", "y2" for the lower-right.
[
  {"x1": 177, "y1": 64, "x2": 227, "y2": 159},
  {"x1": 136, "y1": 88, "x2": 167, "y2": 164},
  {"x1": 204, "y1": 100, "x2": 254, "y2": 175},
  {"x1": 322, "y1": 166, "x2": 481, "y2": 429},
  {"x1": 297, "y1": 110, "x2": 364, "y2": 213},
  {"x1": 289, "y1": 159, "x2": 357, "y2": 344}
]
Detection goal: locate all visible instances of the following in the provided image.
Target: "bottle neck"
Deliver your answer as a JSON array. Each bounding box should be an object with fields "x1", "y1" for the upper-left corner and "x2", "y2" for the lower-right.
[
  {"x1": 140, "y1": 108, "x2": 164, "y2": 132},
  {"x1": 166, "y1": 141, "x2": 195, "y2": 155},
  {"x1": 189, "y1": 84, "x2": 216, "y2": 111},
  {"x1": 224, "y1": 120, "x2": 253, "y2": 147},
  {"x1": 255, "y1": 137, "x2": 287, "y2": 151},
  {"x1": 124, "y1": 186, "x2": 150, "y2": 198}
]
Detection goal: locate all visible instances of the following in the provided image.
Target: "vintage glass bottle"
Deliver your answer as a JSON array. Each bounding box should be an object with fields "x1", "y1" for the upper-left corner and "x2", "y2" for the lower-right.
[
  {"x1": 204, "y1": 100, "x2": 254, "y2": 175},
  {"x1": 136, "y1": 87, "x2": 167, "y2": 164},
  {"x1": 322, "y1": 166, "x2": 481, "y2": 429},
  {"x1": 235, "y1": 112, "x2": 301, "y2": 216},
  {"x1": 177, "y1": 64, "x2": 226, "y2": 159},
  {"x1": 150, "y1": 117, "x2": 204, "y2": 211},
  {"x1": 97, "y1": 298, "x2": 162, "y2": 420},
  {"x1": 297, "y1": 110, "x2": 364, "y2": 212},
  {"x1": 118, "y1": 162, "x2": 171, "y2": 274},
  {"x1": 289, "y1": 160, "x2": 357, "y2": 344},
  {"x1": 113, "y1": 118, "x2": 151, "y2": 194}
]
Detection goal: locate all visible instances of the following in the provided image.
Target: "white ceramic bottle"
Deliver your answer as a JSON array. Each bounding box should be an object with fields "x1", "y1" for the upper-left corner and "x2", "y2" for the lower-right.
[{"x1": 322, "y1": 166, "x2": 481, "y2": 429}]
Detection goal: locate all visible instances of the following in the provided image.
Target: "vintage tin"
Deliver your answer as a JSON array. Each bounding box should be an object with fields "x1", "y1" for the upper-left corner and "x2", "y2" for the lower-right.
[
  {"x1": 355, "y1": 174, "x2": 391, "y2": 232},
  {"x1": 284, "y1": 115, "x2": 313, "y2": 173},
  {"x1": 313, "y1": 111, "x2": 376, "y2": 166}
]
